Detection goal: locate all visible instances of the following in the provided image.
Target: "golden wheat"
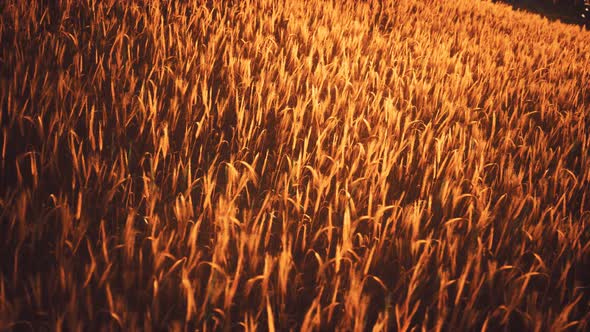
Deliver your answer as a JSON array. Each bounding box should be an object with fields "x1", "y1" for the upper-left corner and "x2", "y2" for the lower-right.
[{"x1": 1, "y1": 0, "x2": 589, "y2": 330}]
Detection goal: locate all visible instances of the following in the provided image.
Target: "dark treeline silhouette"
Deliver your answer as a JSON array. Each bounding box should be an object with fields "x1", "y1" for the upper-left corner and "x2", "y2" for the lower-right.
[{"x1": 493, "y1": 0, "x2": 590, "y2": 27}]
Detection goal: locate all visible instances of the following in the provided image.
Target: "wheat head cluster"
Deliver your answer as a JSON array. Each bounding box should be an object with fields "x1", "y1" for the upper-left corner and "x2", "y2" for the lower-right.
[{"x1": 0, "y1": 0, "x2": 589, "y2": 331}]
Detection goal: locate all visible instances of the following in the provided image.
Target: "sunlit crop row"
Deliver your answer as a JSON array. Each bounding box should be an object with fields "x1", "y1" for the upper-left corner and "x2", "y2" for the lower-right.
[{"x1": 1, "y1": 0, "x2": 589, "y2": 330}]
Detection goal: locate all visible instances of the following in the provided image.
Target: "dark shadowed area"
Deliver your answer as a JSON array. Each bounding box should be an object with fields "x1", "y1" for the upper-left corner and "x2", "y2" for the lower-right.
[{"x1": 494, "y1": 0, "x2": 589, "y2": 26}]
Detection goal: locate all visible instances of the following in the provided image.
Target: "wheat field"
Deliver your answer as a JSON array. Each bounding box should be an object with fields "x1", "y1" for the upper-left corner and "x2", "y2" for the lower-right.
[{"x1": 1, "y1": 0, "x2": 589, "y2": 331}]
